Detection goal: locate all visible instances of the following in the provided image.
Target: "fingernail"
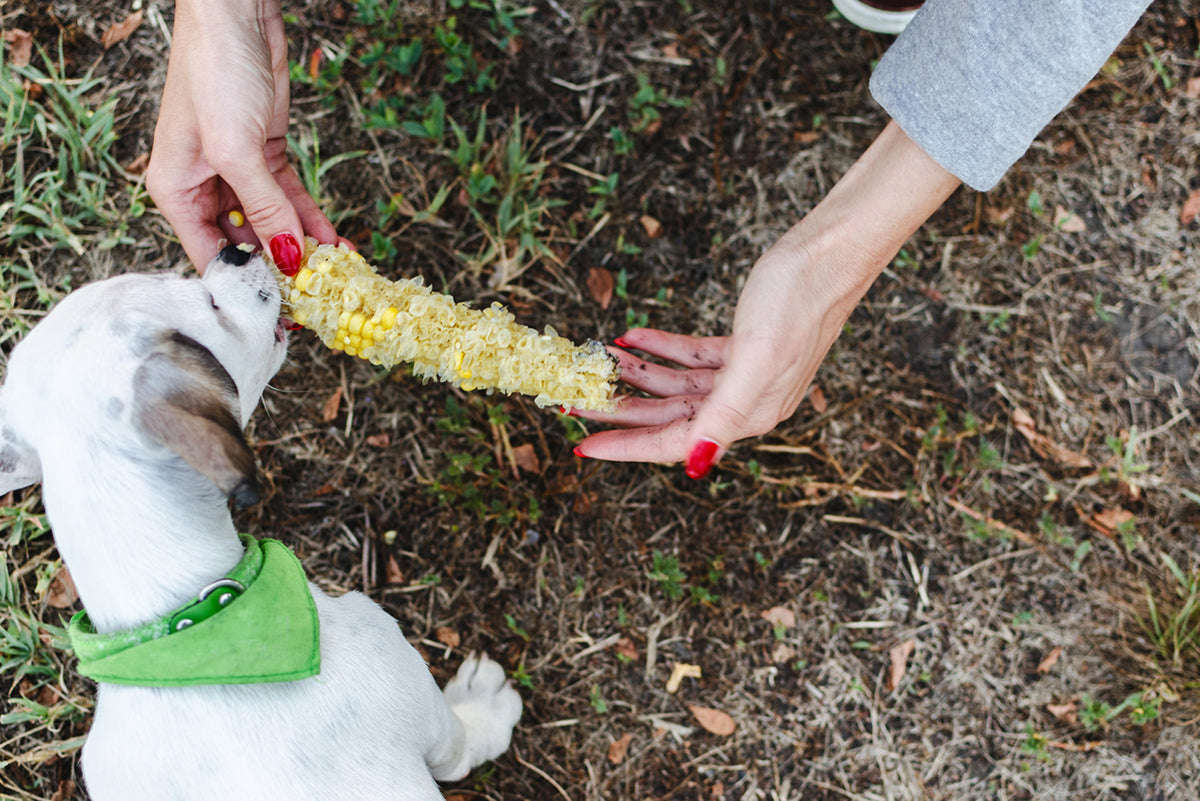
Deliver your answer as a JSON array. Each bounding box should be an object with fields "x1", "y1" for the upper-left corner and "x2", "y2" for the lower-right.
[
  {"x1": 269, "y1": 233, "x2": 302, "y2": 276},
  {"x1": 285, "y1": 320, "x2": 303, "y2": 331},
  {"x1": 614, "y1": 337, "x2": 631, "y2": 349},
  {"x1": 573, "y1": 446, "x2": 589, "y2": 459},
  {"x1": 685, "y1": 439, "x2": 721, "y2": 480}
]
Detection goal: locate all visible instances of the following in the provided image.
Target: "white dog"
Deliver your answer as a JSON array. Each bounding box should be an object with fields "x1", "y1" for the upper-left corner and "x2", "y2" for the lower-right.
[{"x1": 0, "y1": 246, "x2": 521, "y2": 800}]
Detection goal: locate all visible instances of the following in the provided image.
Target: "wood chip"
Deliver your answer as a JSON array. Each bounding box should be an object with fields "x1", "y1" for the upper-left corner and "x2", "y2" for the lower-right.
[
  {"x1": 1036, "y1": 646, "x2": 1062, "y2": 674},
  {"x1": 607, "y1": 732, "x2": 633, "y2": 764},
  {"x1": 886, "y1": 639, "x2": 916, "y2": 692},
  {"x1": 666, "y1": 662, "x2": 701, "y2": 693},
  {"x1": 688, "y1": 705, "x2": 736, "y2": 736},
  {"x1": 366, "y1": 432, "x2": 389, "y2": 448},
  {"x1": 1091, "y1": 507, "x2": 1134, "y2": 533},
  {"x1": 101, "y1": 10, "x2": 143, "y2": 49},
  {"x1": 385, "y1": 555, "x2": 404, "y2": 584}
]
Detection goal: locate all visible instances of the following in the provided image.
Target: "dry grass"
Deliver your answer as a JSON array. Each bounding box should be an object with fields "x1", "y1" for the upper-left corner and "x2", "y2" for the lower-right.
[{"x1": 2, "y1": 1, "x2": 1199, "y2": 799}]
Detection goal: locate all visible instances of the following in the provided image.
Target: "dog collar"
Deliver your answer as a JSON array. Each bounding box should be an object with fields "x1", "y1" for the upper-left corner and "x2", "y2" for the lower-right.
[{"x1": 68, "y1": 537, "x2": 321, "y2": 687}]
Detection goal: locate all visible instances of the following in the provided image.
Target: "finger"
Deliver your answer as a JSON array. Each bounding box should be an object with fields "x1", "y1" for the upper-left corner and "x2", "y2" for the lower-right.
[
  {"x1": 612, "y1": 349, "x2": 717, "y2": 398},
  {"x1": 214, "y1": 144, "x2": 305, "y2": 261},
  {"x1": 574, "y1": 418, "x2": 694, "y2": 464},
  {"x1": 571, "y1": 395, "x2": 702, "y2": 428},
  {"x1": 615, "y1": 329, "x2": 727, "y2": 369},
  {"x1": 683, "y1": 343, "x2": 805, "y2": 478}
]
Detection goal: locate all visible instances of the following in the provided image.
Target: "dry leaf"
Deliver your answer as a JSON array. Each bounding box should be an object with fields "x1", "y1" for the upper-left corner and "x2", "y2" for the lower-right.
[
  {"x1": 661, "y1": 42, "x2": 680, "y2": 59},
  {"x1": 1181, "y1": 188, "x2": 1200, "y2": 226},
  {"x1": 886, "y1": 639, "x2": 916, "y2": 692},
  {"x1": 1012, "y1": 407, "x2": 1093, "y2": 468},
  {"x1": 435, "y1": 626, "x2": 460, "y2": 648},
  {"x1": 984, "y1": 205, "x2": 1015, "y2": 225},
  {"x1": 4, "y1": 29, "x2": 33, "y2": 68},
  {"x1": 793, "y1": 130, "x2": 820, "y2": 144},
  {"x1": 587, "y1": 267, "x2": 614, "y2": 309},
  {"x1": 615, "y1": 636, "x2": 638, "y2": 661},
  {"x1": 1186, "y1": 76, "x2": 1200, "y2": 98},
  {"x1": 47, "y1": 568, "x2": 78, "y2": 609},
  {"x1": 607, "y1": 732, "x2": 633, "y2": 764},
  {"x1": 321, "y1": 386, "x2": 343, "y2": 422},
  {"x1": 308, "y1": 49, "x2": 323, "y2": 81},
  {"x1": 366, "y1": 432, "x2": 390, "y2": 448},
  {"x1": 770, "y1": 643, "x2": 795, "y2": 664},
  {"x1": 760, "y1": 606, "x2": 796, "y2": 629},
  {"x1": 688, "y1": 705, "x2": 736, "y2": 736},
  {"x1": 511, "y1": 443, "x2": 540, "y2": 474},
  {"x1": 639, "y1": 215, "x2": 663, "y2": 239},
  {"x1": 1053, "y1": 205, "x2": 1088, "y2": 233},
  {"x1": 666, "y1": 662, "x2": 701, "y2": 693},
  {"x1": 385, "y1": 555, "x2": 404, "y2": 584},
  {"x1": 101, "y1": 10, "x2": 143, "y2": 49},
  {"x1": 125, "y1": 152, "x2": 150, "y2": 175},
  {"x1": 808, "y1": 385, "x2": 828, "y2": 413},
  {"x1": 1037, "y1": 646, "x2": 1062, "y2": 674},
  {"x1": 1092, "y1": 507, "x2": 1134, "y2": 533},
  {"x1": 49, "y1": 780, "x2": 75, "y2": 801},
  {"x1": 1046, "y1": 701, "x2": 1078, "y2": 724}
]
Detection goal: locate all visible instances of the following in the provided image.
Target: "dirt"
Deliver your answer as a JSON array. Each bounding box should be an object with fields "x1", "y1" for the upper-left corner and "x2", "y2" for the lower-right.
[{"x1": 2, "y1": 1, "x2": 1199, "y2": 800}]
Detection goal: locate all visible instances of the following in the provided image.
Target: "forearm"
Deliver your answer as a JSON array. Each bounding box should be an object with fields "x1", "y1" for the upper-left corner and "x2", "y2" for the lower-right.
[{"x1": 766, "y1": 119, "x2": 961, "y2": 332}]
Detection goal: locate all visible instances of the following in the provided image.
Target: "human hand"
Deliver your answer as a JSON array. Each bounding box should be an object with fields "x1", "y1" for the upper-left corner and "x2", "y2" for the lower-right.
[
  {"x1": 571, "y1": 239, "x2": 857, "y2": 477},
  {"x1": 146, "y1": 0, "x2": 336, "y2": 274},
  {"x1": 572, "y1": 121, "x2": 962, "y2": 477}
]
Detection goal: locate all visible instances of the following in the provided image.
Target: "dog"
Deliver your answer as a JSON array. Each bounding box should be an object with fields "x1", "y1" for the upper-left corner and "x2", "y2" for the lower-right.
[{"x1": 0, "y1": 245, "x2": 521, "y2": 800}]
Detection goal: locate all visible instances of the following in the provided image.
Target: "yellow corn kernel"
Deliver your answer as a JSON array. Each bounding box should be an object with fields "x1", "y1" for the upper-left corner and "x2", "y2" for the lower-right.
[
  {"x1": 272, "y1": 239, "x2": 618, "y2": 410},
  {"x1": 228, "y1": 210, "x2": 245, "y2": 228},
  {"x1": 294, "y1": 268, "x2": 314, "y2": 293}
]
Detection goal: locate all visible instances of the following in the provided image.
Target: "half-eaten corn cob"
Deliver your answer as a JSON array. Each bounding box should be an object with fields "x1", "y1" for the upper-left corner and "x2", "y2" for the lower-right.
[{"x1": 272, "y1": 240, "x2": 618, "y2": 411}]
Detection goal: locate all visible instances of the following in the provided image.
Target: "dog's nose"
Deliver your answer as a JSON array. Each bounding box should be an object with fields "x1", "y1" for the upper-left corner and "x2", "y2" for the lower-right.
[{"x1": 217, "y1": 244, "x2": 256, "y2": 266}]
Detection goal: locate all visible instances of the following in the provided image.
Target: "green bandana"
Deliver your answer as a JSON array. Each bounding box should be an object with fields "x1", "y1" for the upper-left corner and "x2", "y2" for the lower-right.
[{"x1": 68, "y1": 537, "x2": 321, "y2": 687}]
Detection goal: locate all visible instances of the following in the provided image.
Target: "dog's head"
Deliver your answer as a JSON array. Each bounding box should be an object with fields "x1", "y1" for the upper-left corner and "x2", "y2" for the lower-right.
[{"x1": 0, "y1": 246, "x2": 288, "y2": 506}]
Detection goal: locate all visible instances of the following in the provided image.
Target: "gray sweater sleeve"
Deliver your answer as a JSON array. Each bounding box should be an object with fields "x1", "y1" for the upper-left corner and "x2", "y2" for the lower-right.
[{"x1": 869, "y1": 0, "x2": 1153, "y2": 190}]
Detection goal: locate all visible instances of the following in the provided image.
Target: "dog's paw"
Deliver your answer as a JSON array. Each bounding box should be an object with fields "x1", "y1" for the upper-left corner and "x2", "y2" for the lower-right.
[{"x1": 442, "y1": 653, "x2": 522, "y2": 769}]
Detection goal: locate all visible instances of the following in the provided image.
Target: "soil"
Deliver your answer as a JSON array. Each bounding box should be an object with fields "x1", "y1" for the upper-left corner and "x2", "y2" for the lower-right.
[{"x1": 1, "y1": 1, "x2": 1199, "y2": 800}]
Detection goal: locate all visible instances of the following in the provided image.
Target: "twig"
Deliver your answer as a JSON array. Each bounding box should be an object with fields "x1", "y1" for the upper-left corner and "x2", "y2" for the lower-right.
[{"x1": 511, "y1": 746, "x2": 573, "y2": 801}]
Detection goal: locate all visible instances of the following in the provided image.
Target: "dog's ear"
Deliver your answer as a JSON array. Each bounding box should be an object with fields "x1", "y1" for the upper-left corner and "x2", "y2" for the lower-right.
[
  {"x1": 0, "y1": 398, "x2": 42, "y2": 495},
  {"x1": 133, "y1": 332, "x2": 261, "y2": 507}
]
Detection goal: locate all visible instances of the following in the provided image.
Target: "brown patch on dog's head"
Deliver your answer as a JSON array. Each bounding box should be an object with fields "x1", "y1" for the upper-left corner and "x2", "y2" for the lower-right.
[{"x1": 133, "y1": 332, "x2": 261, "y2": 506}]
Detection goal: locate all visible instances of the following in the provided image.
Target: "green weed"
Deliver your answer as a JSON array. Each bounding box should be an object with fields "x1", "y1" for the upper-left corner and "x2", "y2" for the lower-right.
[{"x1": 1139, "y1": 552, "x2": 1200, "y2": 666}]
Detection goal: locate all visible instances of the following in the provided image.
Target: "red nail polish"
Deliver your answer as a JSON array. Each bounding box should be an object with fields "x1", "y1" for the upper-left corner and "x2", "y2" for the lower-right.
[
  {"x1": 614, "y1": 337, "x2": 631, "y2": 349},
  {"x1": 573, "y1": 446, "x2": 588, "y2": 459},
  {"x1": 269, "y1": 233, "x2": 302, "y2": 276},
  {"x1": 285, "y1": 320, "x2": 303, "y2": 331},
  {"x1": 685, "y1": 439, "x2": 720, "y2": 479}
]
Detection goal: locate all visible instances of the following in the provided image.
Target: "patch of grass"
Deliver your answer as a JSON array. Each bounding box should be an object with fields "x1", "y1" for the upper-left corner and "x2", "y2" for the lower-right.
[
  {"x1": 1, "y1": 43, "x2": 129, "y2": 254},
  {"x1": 1138, "y1": 553, "x2": 1200, "y2": 667}
]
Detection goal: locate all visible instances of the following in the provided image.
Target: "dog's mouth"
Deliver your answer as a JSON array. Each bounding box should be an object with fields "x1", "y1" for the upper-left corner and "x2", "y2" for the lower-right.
[{"x1": 275, "y1": 317, "x2": 293, "y2": 344}]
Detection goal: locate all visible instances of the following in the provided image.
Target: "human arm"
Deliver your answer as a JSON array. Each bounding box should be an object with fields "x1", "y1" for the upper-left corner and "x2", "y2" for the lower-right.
[
  {"x1": 572, "y1": 120, "x2": 962, "y2": 475},
  {"x1": 145, "y1": 0, "x2": 336, "y2": 273}
]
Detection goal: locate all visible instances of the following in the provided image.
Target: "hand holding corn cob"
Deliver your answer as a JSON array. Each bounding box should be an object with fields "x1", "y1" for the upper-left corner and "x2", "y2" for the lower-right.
[{"x1": 272, "y1": 240, "x2": 618, "y2": 411}]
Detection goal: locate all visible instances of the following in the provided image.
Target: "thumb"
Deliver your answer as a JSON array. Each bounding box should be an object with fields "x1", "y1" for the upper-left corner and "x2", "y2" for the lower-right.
[
  {"x1": 682, "y1": 345, "x2": 779, "y2": 479},
  {"x1": 226, "y1": 158, "x2": 306, "y2": 271}
]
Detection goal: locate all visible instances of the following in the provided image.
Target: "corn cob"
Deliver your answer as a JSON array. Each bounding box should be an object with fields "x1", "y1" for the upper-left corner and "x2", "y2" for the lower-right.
[{"x1": 272, "y1": 240, "x2": 618, "y2": 411}]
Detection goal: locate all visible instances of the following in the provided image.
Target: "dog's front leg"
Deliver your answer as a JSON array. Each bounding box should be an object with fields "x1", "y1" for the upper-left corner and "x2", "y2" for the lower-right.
[{"x1": 422, "y1": 653, "x2": 522, "y2": 782}]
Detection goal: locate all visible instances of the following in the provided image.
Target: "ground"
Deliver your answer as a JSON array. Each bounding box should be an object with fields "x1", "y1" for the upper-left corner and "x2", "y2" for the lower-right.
[{"x1": 1, "y1": 1, "x2": 1199, "y2": 799}]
